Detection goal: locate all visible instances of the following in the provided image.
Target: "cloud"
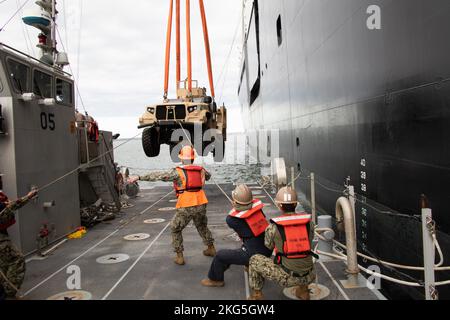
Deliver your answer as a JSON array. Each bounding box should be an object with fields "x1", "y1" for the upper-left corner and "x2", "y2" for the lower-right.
[{"x1": 0, "y1": 0, "x2": 244, "y2": 137}]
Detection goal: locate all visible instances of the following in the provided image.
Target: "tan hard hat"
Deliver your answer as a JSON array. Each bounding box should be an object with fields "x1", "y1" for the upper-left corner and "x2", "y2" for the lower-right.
[
  {"x1": 275, "y1": 187, "x2": 298, "y2": 205},
  {"x1": 179, "y1": 145, "x2": 196, "y2": 161},
  {"x1": 232, "y1": 184, "x2": 253, "y2": 205}
]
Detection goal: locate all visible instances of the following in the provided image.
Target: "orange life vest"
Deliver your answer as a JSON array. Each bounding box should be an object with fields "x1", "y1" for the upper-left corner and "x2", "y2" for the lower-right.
[
  {"x1": 174, "y1": 166, "x2": 208, "y2": 209},
  {"x1": 228, "y1": 200, "x2": 269, "y2": 237},
  {"x1": 271, "y1": 213, "x2": 316, "y2": 263},
  {"x1": 88, "y1": 121, "x2": 99, "y2": 143}
]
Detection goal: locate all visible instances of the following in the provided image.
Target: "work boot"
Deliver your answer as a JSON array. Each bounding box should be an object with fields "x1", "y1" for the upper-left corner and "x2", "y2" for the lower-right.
[
  {"x1": 201, "y1": 278, "x2": 225, "y2": 287},
  {"x1": 248, "y1": 290, "x2": 264, "y2": 300},
  {"x1": 295, "y1": 285, "x2": 311, "y2": 300},
  {"x1": 174, "y1": 252, "x2": 185, "y2": 266},
  {"x1": 203, "y1": 244, "x2": 216, "y2": 257}
]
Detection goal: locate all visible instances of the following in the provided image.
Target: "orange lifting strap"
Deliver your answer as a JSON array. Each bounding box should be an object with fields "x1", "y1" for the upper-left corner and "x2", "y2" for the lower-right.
[
  {"x1": 176, "y1": 0, "x2": 181, "y2": 88},
  {"x1": 163, "y1": 0, "x2": 216, "y2": 98},
  {"x1": 164, "y1": 0, "x2": 174, "y2": 99},
  {"x1": 199, "y1": 0, "x2": 215, "y2": 98},
  {"x1": 186, "y1": 0, "x2": 193, "y2": 93}
]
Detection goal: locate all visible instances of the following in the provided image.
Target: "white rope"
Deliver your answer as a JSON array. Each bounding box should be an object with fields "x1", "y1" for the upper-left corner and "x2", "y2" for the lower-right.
[
  {"x1": 37, "y1": 132, "x2": 141, "y2": 193},
  {"x1": 259, "y1": 182, "x2": 450, "y2": 289},
  {"x1": 315, "y1": 227, "x2": 449, "y2": 272},
  {"x1": 0, "y1": 0, "x2": 31, "y2": 32},
  {"x1": 0, "y1": 268, "x2": 19, "y2": 294},
  {"x1": 55, "y1": 26, "x2": 88, "y2": 114},
  {"x1": 176, "y1": 121, "x2": 233, "y2": 204}
]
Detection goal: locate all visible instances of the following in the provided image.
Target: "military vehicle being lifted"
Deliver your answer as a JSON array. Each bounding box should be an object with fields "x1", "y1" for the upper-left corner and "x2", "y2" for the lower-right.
[
  {"x1": 138, "y1": 0, "x2": 227, "y2": 162},
  {"x1": 139, "y1": 80, "x2": 227, "y2": 162}
]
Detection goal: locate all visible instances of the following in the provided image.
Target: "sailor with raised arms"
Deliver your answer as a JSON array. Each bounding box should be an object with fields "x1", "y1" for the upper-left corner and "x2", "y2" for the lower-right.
[
  {"x1": 131, "y1": 146, "x2": 216, "y2": 266},
  {"x1": 0, "y1": 174, "x2": 38, "y2": 300}
]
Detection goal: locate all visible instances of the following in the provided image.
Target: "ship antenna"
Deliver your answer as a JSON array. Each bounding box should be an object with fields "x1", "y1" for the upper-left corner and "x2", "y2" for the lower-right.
[{"x1": 23, "y1": 0, "x2": 69, "y2": 68}]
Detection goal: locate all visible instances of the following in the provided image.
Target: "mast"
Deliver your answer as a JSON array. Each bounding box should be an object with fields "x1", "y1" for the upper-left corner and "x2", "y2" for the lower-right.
[
  {"x1": 36, "y1": 0, "x2": 55, "y2": 64},
  {"x1": 23, "y1": 0, "x2": 68, "y2": 68}
]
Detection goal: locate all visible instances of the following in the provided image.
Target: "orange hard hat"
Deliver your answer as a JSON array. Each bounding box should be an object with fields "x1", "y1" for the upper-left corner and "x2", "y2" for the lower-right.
[{"x1": 179, "y1": 145, "x2": 196, "y2": 160}]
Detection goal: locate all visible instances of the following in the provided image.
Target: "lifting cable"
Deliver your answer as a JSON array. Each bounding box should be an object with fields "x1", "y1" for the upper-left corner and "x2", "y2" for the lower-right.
[
  {"x1": 163, "y1": 0, "x2": 215, "y2": 99},
  {"x1": 176, "y1": 0, "x2": 181, "y2": 88},
  {"x1": 198, "y1": 0, "x2": 215, "y2": 98},
  {"x1": 163, "y1": 0, "x2": 174, "y2": 99},
  {"x1": 186, "y1": 0, "x2": 192, "y2": 94}
]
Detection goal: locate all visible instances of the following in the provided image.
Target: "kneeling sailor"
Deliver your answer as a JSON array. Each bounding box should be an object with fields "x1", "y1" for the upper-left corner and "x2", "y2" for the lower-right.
[
  {"x1": 248, "y1": 187, "x2": 317, "y2": 300},
  {"x1": 201, "y1": 184, "x2": 272, "y2": 287}
]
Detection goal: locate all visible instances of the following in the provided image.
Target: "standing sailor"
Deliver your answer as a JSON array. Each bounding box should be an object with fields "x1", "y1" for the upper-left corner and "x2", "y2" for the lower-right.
[
  {"x1": 201, "y1": 184, "x2": 272, "y2": 287},
  {"x1": 248, "y1": 187, "x2": 317, "y2": 300},
  {"x1": 132, "y1": 146, "x2": 215, "y2": 265},
  {"x1": 0, "y1": 175, "x2": 38, "y2": 299}
]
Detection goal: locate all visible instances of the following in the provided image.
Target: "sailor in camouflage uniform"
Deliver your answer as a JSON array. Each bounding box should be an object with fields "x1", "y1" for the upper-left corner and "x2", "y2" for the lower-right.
[
  {"x1": 0, "y1": 178, "x2": 38, "y2": 299},
  {"x1": 132, "y1": 146, "x2": 215, "y2": 265},
  {"x1": 249, "y1": 187, "x2": 316, "y2": 300}
]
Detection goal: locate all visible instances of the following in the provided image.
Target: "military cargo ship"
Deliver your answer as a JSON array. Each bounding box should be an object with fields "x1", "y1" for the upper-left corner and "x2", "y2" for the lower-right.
[{"x1": 238, "y1": 0, "x2": 450, "y2": 299}]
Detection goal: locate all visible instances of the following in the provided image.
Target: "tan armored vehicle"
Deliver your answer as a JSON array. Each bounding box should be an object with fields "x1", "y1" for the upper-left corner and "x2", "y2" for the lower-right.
[{"x1": 139, "y1": 80, "x2": 227, "y2": 162}]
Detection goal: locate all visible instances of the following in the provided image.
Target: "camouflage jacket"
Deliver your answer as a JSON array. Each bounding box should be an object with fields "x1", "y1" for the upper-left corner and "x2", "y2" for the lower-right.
[
  {"x1": 0, "y1": 195, "x2": 32, "y2": 227},
  {"x1": 139, "y1": 167, "x2": 211, "y2": 188}
]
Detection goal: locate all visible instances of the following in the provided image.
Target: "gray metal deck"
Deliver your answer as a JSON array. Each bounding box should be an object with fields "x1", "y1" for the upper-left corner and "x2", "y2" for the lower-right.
[{"x1": 19, "y1": 184, "x2": 384, "y2": 300}]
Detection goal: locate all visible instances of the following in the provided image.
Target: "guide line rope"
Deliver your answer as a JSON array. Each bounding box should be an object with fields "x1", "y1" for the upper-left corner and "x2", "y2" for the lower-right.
[
  {"x1": 260, "y1": 179, "x2": 450, "y2": 288},
  {"x1": 176, "y1": 121, "x2": 233, "y2": 204},
  {"x1": 56, "y1": 26, "x2": 88, "y2": 114},
  {"x1": 0, "y1": 0, "x2": 31, "y2": 32},
  {"x1": 0, "y1": 269, "x2": 19, "y2": 294},
  {"x1": 36, "y1": 132, "x2": 142, "y2": 193}
]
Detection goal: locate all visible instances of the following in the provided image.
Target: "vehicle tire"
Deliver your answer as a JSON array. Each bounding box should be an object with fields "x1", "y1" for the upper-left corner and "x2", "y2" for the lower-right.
[{"x1": 142, "y1": 127, "x2": 161, "y2": 157}]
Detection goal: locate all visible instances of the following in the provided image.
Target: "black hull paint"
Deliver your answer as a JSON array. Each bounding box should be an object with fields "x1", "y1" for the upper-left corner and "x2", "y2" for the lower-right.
[{"x1": 239, "y1": 0, "x2": 450, "y2": 299}]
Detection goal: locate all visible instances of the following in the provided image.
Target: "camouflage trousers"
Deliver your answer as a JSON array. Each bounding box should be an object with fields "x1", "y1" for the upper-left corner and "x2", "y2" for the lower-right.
[
  {"x1": 249, "y1": 254, "x2": 315, "y2": 291},
  {"x1": 171, "y1": 204, "x2": 214, "y2": 253},
  {"x1": 0, "y1": 233, "x2": 26, "y2": 297}
]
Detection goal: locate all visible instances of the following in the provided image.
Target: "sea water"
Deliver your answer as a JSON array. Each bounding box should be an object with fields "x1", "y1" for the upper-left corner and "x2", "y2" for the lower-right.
[{"x1": 114, "y1": 133, "x2": 271, "y2": 189}]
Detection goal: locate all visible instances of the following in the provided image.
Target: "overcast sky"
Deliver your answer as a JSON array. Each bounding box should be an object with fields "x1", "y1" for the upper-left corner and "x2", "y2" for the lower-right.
[{"x1": 0, "y1": 0, "x2": 244, "y2": 137}]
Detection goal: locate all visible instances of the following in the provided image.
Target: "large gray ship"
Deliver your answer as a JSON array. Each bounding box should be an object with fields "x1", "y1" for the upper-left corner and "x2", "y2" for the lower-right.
[{"x1": 238, "y1": 0, "x2": 450, "y2": 299}]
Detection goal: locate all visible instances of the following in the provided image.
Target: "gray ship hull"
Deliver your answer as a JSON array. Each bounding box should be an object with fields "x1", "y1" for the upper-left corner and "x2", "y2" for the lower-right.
[{"x1": 239, "y1": 0, "x2": 450, "y2": 299}]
